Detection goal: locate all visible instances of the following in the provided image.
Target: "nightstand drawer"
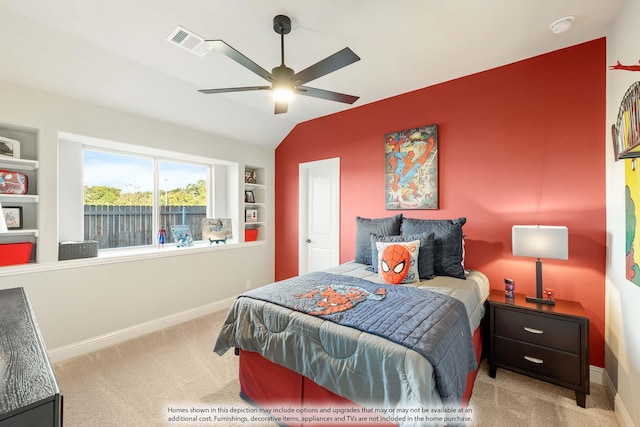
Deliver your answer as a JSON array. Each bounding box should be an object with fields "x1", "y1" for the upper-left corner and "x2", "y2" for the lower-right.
[
  {"x1": 494, "y1": 336, "x2": 581, "y2": 386},
  {"x1": 494, "y1": 307, "x2": 580, "y2": 353}
]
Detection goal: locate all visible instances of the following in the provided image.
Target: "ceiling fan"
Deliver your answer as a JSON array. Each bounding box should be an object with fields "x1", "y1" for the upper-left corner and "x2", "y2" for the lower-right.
[{"x1": 198, "y1": 15, "x2": 361, "y2": 114}]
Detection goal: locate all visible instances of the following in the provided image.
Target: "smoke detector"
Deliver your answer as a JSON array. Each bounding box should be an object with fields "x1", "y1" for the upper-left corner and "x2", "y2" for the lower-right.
[{"x1": 549, "y1": 16, "x2": 575, "y2": 34}]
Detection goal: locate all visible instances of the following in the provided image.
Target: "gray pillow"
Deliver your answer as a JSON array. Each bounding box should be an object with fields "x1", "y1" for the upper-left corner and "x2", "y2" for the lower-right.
[
  {"x1": 354, "y1": 214, "x2": 402, "y2": 265},
  {"x1": 370, "y1": 232, "x2": 435, "y2": 279},
  {"x1": 401, "y1": 217, "x2": 466, "y2": 279}
]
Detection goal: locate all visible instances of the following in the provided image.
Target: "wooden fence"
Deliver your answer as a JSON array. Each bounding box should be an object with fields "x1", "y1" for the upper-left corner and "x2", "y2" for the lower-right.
[{"x1": 84, "y1": 205, "x2": 207, "y2": 249}]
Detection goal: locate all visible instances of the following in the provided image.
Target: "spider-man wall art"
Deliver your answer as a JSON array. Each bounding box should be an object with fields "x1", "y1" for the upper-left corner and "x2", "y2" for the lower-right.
[{"x1": 384, "y1": 124, "x2": 438, "y2": 209}]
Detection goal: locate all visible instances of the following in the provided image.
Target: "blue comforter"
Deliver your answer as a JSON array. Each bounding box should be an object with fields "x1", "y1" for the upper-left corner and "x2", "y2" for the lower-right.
[{"x1": 240, "y1": 271, "x2": 477, "y2": 404}]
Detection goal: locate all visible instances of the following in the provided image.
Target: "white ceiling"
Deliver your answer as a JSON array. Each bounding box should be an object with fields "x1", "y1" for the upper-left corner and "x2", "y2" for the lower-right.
[{"x1": 0, "y1": 0, "x2": 621, "y2": 149}]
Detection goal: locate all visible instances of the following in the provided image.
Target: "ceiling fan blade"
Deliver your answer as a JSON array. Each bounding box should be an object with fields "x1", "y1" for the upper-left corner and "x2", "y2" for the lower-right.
[
  {"x1": 293, "y1": 47, "x2": 360, "y2": 86},
  {"x1": 296, "y1": 86, "x2": 359, "y2": 104},
  {"x1": 274, "y1": 100, "x2": 288, "y2": 114},
  {"x1": 198, "y1": 86, "x2": 271, "y2": 94},
  {"x1": 206, "y1": 40, "x2": 274, "y2": 83}
]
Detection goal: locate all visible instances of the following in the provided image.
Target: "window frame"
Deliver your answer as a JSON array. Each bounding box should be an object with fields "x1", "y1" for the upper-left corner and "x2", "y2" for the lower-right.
[{"x1": 83, "y1": 147, "x2": 212, "y2": 249}]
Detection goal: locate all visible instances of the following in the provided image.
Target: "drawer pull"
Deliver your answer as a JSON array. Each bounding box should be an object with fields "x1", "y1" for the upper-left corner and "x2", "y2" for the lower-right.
[
  {"x1": 524, "y1": 327, "x2": 544, "y2": 334},
  {"x1": 524, "y1": 356, "x2": 544, "y2": 364}
]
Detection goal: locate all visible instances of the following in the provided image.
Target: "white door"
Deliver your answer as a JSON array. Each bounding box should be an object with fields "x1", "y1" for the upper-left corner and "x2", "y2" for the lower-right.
[{"x1": 299, "y1": 158, "x2": 340, "y2": 274}]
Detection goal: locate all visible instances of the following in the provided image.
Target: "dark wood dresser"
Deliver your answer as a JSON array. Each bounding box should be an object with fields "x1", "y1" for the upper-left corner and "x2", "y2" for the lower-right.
[
  {"x1": 0, "y1": 287, "x2": 62, "y2": 426},
  {"x1": 488, "y1": 289, "x2": 590, "y2": 407}
]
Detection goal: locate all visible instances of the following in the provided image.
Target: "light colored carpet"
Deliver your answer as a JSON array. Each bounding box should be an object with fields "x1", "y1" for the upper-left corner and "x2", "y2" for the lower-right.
[{"x1": 53, "y1": 310, "x2": 619, "y2": 426}]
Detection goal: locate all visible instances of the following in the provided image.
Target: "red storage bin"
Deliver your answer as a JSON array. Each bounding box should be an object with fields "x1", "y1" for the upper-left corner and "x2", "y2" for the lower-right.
[
  {"x1": 245, "y1": 229, "x2": 258, "y2": 242},
  {"x1": 0, "y1": 242, "x2": 33, "y2": 266}
]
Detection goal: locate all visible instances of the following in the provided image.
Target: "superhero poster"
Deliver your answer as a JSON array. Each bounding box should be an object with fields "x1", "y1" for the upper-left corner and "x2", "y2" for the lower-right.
[
  {"x1": 625, "y1": 161, "x2": 640, "y2": 286},
  {"x1": 384, "y1": 124, "x2": 438, "y2": 209}
]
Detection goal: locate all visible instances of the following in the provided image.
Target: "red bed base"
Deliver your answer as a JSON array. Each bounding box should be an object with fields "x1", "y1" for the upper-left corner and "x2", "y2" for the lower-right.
[{"x1": 237, "y1": 325, "x2": 483, "y2": 427}]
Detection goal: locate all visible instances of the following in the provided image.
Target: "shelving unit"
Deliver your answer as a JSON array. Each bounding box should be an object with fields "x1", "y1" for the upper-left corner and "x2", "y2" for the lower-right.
[
  {"x1": 243, "y1": 165, "x2": 265, "y2": 242},
  {"x1": 0, "y1": 125, "x2": 39, "y2": 264}
]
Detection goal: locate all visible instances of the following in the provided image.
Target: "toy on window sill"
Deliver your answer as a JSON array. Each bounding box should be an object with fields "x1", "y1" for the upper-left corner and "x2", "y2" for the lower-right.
[
  {"x1": 543, "y1": 288, "x2": 554, "y2": 301},
  {"x1": 157, "y1": 226, "x2": 167, "y2": 247}
]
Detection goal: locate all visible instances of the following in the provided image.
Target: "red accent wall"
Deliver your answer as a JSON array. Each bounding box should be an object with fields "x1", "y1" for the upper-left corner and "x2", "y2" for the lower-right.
[{"x1": 275, "y1": 39, "x2": 606, "y2": 367}]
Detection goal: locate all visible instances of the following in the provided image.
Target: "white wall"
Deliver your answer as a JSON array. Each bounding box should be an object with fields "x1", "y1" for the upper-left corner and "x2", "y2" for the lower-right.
[
  {"x1": 0, "y1": 80, "x2": 275, "y2": 357},
  {"x1": 606, "y1": 1, "x2": 640, "y2": 426}
]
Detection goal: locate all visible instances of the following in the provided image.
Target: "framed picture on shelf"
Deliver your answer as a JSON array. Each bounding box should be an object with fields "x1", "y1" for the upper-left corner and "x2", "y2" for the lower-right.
[
  {"x1": 245, "y1": 209, "x2": 258, "y2": 223},
  {"x1": 2, "y1": 206, "x2": 22, "y2": 229},
  {"x1": 245, "y1": 170, "x2": 257, "y2": 184},
  {"x1": 245, "y1": 190, "x2": 255, "y2": 203},
  {"x1": 0, "y1": 136, "x2": 20, "y2": 159}
]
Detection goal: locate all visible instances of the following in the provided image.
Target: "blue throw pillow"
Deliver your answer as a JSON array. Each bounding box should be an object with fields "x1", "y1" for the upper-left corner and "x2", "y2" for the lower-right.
[
  {"x1": 354, "y1": 214, "x2": 402, "y2": 265},
  {"x1": 401, "y1": 217, "x2": 466, "y2": 279}
]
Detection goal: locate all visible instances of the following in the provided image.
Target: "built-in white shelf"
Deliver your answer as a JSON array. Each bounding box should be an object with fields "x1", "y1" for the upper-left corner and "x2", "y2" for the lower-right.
[
  {"x1": 0, "y1": 194, "x2": 38, "y2": 203},
  {"x1": 0, "y1": 157, "x2": 39, "y2": 171},
  {"x1": 0, "y1": 125, "x2": 39, "y2": 265},
  {"x1": 0, "y1": 229, "x2": 38, "y2": 237}
]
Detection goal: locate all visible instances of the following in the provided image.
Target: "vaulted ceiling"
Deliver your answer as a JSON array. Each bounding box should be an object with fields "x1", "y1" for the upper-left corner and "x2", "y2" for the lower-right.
[{"x1": 0, "y1": 0, "x2": 621, "y2": 148}]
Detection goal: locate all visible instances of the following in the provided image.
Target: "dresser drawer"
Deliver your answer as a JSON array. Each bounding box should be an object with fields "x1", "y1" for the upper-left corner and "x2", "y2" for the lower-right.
[
  {"x1": 494, "y1": 307, "x2": 580, "y2": 353},
  {"x1": 494, "y1": 336, "x2": 581, "y2": 386}
]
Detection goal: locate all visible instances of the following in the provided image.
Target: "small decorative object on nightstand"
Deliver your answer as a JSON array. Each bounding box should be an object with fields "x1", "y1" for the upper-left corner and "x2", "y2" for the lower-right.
[
  {"x1": 504, "y1": 278, "x2": 515, "y2": 298},
  {"x1": 488, "y1": 290, "x2": 590, "y2": 407}
]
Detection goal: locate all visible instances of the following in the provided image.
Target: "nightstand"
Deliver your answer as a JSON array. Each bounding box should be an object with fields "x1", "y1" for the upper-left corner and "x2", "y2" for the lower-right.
[{"x1": 488, "y1": 290, "x2": 590, "y2": 407}]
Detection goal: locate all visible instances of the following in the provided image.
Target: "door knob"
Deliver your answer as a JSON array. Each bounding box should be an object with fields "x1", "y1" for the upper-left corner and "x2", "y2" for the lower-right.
[{"x1": 306, "y1": 239, "x2": 312, "y2": 243}]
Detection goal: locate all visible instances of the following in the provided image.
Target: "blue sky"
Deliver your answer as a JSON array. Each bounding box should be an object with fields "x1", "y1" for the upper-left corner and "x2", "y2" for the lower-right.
[{"x1": 84, "y1": 150, "x2": 208, "y2": 193}]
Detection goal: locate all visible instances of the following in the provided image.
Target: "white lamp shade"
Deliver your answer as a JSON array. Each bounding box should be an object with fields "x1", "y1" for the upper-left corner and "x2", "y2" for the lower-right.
[{"x1": 512, "y1": 225, "x2": 568, "y2": 260}]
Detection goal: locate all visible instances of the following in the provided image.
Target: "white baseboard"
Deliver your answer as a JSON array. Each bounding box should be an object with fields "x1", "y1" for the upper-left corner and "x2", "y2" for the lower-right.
[
  {"x1": 48, "y1": 297, "x2": 236, "y2": 363},
  {"x1": 602, "y1": 368, "x2": 635, "y2": 427},
  {"x1": 602, "y1": 368, "x2": 617, "y2": 406},
  {"x1": 590, "y1": 365, "x2": 603, "y2": 385},
  {"x1": 614, "y1": 394, "x2": 635, "y2": 427}
]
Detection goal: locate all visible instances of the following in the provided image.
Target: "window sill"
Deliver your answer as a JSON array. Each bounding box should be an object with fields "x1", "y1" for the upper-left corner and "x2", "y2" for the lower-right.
[{"x1": 0, "y1": 240, "x2": 266, "y2": 277}]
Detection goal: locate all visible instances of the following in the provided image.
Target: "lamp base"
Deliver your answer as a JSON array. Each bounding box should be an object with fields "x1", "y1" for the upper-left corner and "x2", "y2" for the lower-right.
[{"x1": 525, "y1": 295, "x2": 556, "y2": 306}]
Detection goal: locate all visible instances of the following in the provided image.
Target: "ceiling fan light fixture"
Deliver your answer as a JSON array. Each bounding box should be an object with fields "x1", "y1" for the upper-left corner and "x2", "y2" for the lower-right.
[
  {"x1": 549, "y1": 16, "x2": 575, "y2": 34},
  {"x1": 273, "y1": 86, "x2": 295, "y2": 102}
]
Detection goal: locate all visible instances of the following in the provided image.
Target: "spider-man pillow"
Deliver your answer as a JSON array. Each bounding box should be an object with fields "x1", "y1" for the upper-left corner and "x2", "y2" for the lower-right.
[
  {"x1": 370, "y1": 232, "x2": 435, "y2": 279},
  {"x1": 375, "y1": 240, "x2": 420, "y2": 285}
]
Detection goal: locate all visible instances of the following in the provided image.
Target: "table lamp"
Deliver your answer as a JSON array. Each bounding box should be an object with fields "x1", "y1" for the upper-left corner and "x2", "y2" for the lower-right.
[{"x1": 512, "y1": 225, "x2": 568, "y2": 306}]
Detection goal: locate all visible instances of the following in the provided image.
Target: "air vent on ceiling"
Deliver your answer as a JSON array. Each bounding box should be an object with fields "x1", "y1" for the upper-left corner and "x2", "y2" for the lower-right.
[{"x1": 167, "y1": 26, "x2": 212, "y2": 57}]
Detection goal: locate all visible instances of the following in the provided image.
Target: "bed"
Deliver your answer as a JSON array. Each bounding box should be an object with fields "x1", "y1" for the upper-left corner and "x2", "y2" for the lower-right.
[{"x1": 214, "y1": 215, "x2": 490, "y2": 427}]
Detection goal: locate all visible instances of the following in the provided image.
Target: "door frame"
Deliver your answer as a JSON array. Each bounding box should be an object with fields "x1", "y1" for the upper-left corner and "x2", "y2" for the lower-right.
[{"x1": 298, "y1": 157, "x2": 340, "y2": 275}]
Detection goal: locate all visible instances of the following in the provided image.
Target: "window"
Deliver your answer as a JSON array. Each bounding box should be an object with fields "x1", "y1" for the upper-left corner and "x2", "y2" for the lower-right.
[
  {"x1": 83, "y1": 150, "x2": 209, "y2": 249},
  {"x1": 58, "y1": 132, "x2": 239, "y2": 254}
]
